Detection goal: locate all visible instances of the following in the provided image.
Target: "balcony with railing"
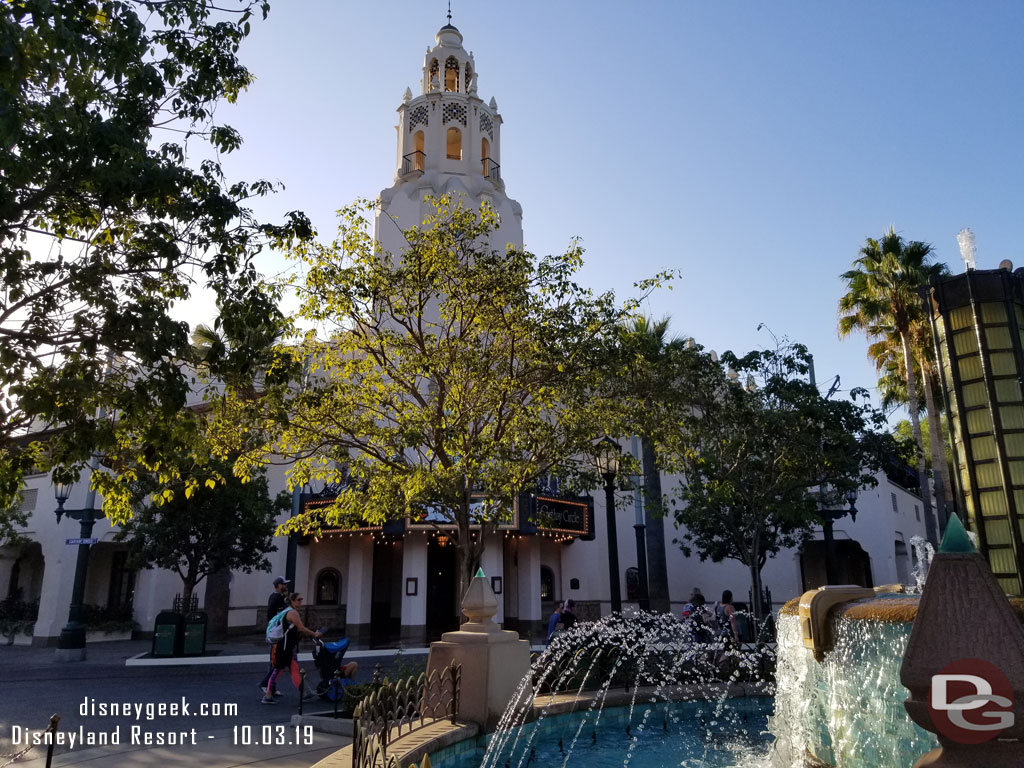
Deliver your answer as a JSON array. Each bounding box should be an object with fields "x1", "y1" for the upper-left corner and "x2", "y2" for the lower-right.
[
  {"x1": 481, "y1": 157, "x2": 501, "y2": 184},
  {"x1": 401, "y1": 151, "x2": 426, "y2": 176}
]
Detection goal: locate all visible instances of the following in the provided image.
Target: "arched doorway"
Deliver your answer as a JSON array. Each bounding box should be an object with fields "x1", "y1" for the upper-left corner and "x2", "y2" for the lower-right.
[{"x1": 800, "y1": 539, "x2": 873, "y2": 590}]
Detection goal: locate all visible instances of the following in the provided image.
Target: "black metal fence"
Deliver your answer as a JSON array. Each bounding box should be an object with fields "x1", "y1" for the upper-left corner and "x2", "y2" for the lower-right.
[{"x1": 351, "y1": 661, "x2": 461, "y2": 768}]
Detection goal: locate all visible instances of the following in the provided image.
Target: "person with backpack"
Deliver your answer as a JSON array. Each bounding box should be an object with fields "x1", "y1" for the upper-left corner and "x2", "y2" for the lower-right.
[
  {"x1": 258, "y1": 576, "x2": 291, "y2": 695},
  {"x1": 263, "y1": 592, "x2": 322, "y2": 704}
]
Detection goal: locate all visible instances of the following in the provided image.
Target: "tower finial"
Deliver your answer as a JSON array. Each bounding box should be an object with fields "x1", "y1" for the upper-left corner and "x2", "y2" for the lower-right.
[{"x1": 447, "y1": 0, "x2": 452, "y2": 24}]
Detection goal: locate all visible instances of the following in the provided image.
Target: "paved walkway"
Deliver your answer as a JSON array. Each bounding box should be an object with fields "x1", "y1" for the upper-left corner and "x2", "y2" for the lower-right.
[
  {"x1": 0, "y1": 637, "x2": 427, "y2": 768},
  {"x1": 1, "y1": 636, "x2": 542, "y2": 768}
]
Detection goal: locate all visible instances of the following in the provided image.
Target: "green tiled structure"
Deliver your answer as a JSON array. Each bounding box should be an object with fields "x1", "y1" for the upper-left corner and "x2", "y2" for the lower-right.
[{"x1": 926, "y1": 266, "x2": 1024, "y2": 595}]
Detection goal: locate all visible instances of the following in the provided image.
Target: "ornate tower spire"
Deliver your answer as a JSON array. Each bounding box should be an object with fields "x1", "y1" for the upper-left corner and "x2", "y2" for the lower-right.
[{"x1": 375, "y1": 21, "x2": 523, "y2": 256}]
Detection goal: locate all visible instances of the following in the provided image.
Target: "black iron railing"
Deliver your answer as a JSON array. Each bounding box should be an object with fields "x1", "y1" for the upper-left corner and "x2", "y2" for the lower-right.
[
  {"x1": 401, "y1": 151, "x2": 426, "y2": 175},
  {"x1": 352, "y1": 661, "x2": 461, "y2": 768},
  {"x1": 482, "y1": 158, "x2": 501, "y2": 184}
]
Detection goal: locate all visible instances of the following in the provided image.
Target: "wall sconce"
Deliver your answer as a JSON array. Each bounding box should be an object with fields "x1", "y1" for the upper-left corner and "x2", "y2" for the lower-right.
[
  {"x1": 436, "y1": 534, "x2": 449, "y2": 547},
  {"x1": 405, "y1": 577, "x2": 418, "y2": 596},
  {"x1": 491, "y1": 576, "x2": 502, "y2": 595}
]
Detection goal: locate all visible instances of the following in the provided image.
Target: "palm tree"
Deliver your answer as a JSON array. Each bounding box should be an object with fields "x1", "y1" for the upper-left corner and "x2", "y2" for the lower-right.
[
  {"x1": 615, "y1": 315, "x2": 688, "y2": 612},
  {"x1": 190, "y1": 323, "x2": 227, "y2": 367},
  {"x1": 838, "y1": 228, "x2": 948, "y2": 544},
  {"x1": 868, "y1": 332, "x2": 954, "y2": 531}
]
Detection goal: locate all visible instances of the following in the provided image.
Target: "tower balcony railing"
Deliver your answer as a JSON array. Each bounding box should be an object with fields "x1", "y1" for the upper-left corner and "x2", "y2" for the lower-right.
[
  {"x1": 400, "y1": 151, "x2": 425, "y2": 176},
  {"x1": 482, "y1": 158, "x2": 501, "y2": 184}
]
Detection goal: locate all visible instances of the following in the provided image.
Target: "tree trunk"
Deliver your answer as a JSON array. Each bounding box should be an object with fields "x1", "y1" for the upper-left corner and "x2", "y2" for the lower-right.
[
  {"x1": 204, "y1": 568, "x2": 231, "y2": 640},
  {"x1": 641, "y1": 435, "x2": 670, "y2": 612},
  {"x1": 181, "y1": 577, "x2": 197, "y2": 614},
  {"x1": 748, "y1": 560, "x2": 764, "y2": 626},
  {"x1": 922, "y1": 369, "x2": 952, "y2": 534},
  {"x1": 455, "y1": 494, "x2": 484, "y2": 622},
  {"x1": 902, "y1": 332, "x2": 938, "y2": 545}
]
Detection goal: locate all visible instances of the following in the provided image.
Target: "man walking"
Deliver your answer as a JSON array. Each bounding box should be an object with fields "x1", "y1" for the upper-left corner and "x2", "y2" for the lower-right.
[{"x1": 259, "y1": 577, "x2": 290, "y2": 694}]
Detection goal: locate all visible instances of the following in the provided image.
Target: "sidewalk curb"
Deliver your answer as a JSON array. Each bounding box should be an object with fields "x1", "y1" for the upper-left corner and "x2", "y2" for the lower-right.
[{"x1": 124, "y1": 647, "x2": 433, "y2": 667}]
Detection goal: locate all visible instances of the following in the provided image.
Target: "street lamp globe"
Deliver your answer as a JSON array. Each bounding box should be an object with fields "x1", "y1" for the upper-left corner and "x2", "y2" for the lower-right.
[
  {"x1": 53, "y1": 477, "x2": 73, "y2": 521},
  {"x1": 53, "y1": 478, "x2": 72, "y2": 506},
  {"x1": 596, "y1": 437, "x2": 621, "y2": 479}
]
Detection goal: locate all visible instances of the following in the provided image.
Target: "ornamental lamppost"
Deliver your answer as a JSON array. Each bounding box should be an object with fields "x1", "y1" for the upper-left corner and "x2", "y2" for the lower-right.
[
  {"x1": 820, "y1": 490, "x2": 858, "y2": 586},
  {"x1": 596, "y1": 437, "x2": 622, "y2": 614},
  {"x1": 630, "y1": 438, "x2": 650, "y2": 612},
  {"x1": 53, "y1": 474, "x2": 99, "y2": 661}
]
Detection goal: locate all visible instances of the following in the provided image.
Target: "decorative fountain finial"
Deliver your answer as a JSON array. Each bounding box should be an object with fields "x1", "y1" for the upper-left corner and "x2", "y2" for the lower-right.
[
  {"x1": 460, "y1": 567, "x2": 498, "y2": 628},
  {"x1": 900, "y1": 513, "x2": 1024, "y2": 766}
]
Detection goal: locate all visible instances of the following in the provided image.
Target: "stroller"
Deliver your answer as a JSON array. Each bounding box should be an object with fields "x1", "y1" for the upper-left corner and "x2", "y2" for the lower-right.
[{"x1": 311, "y1": 635, "x2": 357, "y2": 701}]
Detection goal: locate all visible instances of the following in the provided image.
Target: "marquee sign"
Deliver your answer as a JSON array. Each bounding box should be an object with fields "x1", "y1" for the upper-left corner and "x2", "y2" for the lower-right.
[
  {"x1": 522, "y1": 494, "x2": 595, "y2": 540},
  {"x1": 301, "y1": 495, "x2": 406, "y2": 535}
]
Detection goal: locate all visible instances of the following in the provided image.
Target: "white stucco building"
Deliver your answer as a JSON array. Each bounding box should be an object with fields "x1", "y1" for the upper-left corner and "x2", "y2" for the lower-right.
[{"x1": 2, "y1": 20, "x2": 929, "y2": 650}]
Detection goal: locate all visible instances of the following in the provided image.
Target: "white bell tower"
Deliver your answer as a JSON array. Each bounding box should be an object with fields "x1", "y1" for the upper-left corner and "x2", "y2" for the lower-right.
[{"x1": 375, "y1": 21, "x2": 524, "y2": 257}]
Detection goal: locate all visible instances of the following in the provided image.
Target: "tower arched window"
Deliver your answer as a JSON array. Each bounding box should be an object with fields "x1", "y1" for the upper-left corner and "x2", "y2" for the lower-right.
[
  {"x1": 413, "y1": 130, "x2": 425, "y2": 170},
  {"x1": 481, "y1": 137, "x2": 490, "y2": 176},
  {"x1": 464, "y1": 63, "x2": 473, "y2": 92},
  {"x1": 446, "y1": 127, "x2": 462, "y2": 160},
  {"x1": 445, "y1": 57, "x2": 459, "y2": 92},
  {"x1": 315, "y1": 568, "x2": 340, "y2": 605},
  {"x1": 428, "y1": 59, "x2": 440, "y2": 91},
  {"x1": 540, "y1": 566, "x2": 555, "y2": 601}
]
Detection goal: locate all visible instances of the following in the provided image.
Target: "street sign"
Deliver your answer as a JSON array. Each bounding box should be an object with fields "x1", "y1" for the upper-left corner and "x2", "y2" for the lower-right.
[{"x1": 66, "y1": 537, "x2": 98, "y2": 545}]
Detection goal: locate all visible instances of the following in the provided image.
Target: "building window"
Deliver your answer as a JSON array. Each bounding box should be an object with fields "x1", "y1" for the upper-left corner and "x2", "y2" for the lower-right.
[
  {"x1": 316, "y1": 569, "x2": 340, "y2": 605},
  {"x1": 891, "y1": 492, "x2": 898, "y2": 513},
  {"x1": 915, "y1": 505, "x2": 921, "y2": 521},
  {"x1": 540, "y1": 566, "x2": 554, "y2": 600},
  {"x1": 428, "y1": 59, "x2": 439, "y2": 91},
  {"x1": 446, "y1": 127, "x2": 462, "y2": 160},
  {"x1": 481, "y1": 137, "x2": 490, "y2": 176}
]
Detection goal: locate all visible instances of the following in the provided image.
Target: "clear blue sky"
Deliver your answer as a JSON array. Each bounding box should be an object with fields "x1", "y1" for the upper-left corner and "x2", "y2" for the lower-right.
[{"x1": 198, "y1": 0, "x2": 1024, "y2": 419}]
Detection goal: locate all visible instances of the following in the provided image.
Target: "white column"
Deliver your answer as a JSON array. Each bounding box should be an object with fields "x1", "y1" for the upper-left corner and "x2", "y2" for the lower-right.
[
  {"x1": 344, "y1": 535, "x2": 373, "y2": 645},
  {"x1": 516, "y1": 538, "x2": 542, "y2": 638},
  {"x1": 401, "y1": 532, "x2": 428, "y2": 644},
  {"x1": 481, "y1": 534, "x2": 504, "y2": 624}
]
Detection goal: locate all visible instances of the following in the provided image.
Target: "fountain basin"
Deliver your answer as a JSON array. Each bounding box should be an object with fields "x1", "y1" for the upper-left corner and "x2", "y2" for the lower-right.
[{"x1": 429, "y1": 698, "x2": 774, "y2": 768}]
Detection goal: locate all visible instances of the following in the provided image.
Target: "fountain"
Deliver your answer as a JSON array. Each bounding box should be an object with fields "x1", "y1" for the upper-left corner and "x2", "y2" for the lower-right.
[
  {"x1": 404, "y1": 521, "x2": 1024, "y2": 768},
  {"x1": 425, "y1": 608, "x2": 775, "y2": 768}
]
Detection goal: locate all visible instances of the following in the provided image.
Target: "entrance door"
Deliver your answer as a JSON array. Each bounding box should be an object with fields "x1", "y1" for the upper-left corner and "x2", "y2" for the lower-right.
[
  {"x1": 426, "y1": 538, "x2": 459, "y2": 640},
  {"x1": 370, "y1": 540, "x2": 400, "y2": 647}
]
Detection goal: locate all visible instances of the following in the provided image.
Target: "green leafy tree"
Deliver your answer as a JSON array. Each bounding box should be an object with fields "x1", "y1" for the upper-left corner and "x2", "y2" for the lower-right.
[
  {"x1": 608, "y1": 315, "x2": 688, "y2": 612},
  {"x1": 0, "y1": 0, "x2": 309, "y2": 522},
  {"x1": 117, "y1": 458, "x2": 283, "y2": 608},
  {"x1": 662, "y1": 342, "x2": 895, "y2": 622},
  {"x1": 226, "y1": 197, "x2": 665, "y2": 601}
]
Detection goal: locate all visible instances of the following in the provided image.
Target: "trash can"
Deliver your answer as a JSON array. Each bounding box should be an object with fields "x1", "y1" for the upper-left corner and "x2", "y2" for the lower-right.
[
  {"x1": 181, "y1": 611, "x2": 207, "y2": 656},
  {"x1": 153, "y1": 611, "x2": 183, "y2": 657}
]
